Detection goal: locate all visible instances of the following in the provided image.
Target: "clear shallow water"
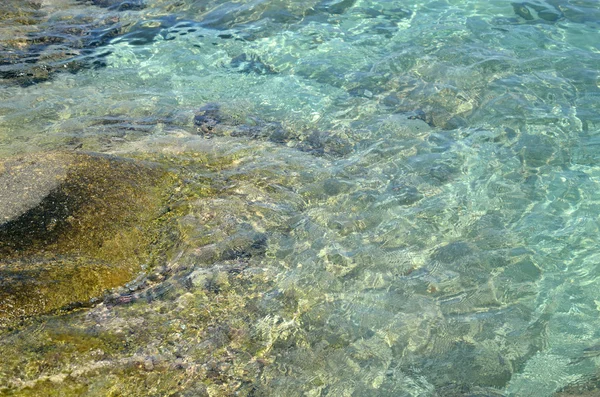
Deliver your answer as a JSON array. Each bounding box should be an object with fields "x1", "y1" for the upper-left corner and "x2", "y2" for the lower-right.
[{"x1": 1, "y1": 0, "x2": 600, "y2": 395}]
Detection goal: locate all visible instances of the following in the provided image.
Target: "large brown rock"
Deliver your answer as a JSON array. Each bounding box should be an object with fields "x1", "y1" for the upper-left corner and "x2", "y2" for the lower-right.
[{"x1": 0, "y1": 151, "x2": 178, "y2": 327}]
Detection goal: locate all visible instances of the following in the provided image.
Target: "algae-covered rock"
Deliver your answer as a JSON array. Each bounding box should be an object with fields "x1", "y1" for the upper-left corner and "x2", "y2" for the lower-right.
[{"x1": 0, "y1": 151, "x2": 178, "y2": 327}]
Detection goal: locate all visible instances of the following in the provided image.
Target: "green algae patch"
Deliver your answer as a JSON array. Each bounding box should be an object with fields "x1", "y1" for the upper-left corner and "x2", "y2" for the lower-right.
[{"x1": 0, "y1": 151, "x2": 179, "y2": 328}]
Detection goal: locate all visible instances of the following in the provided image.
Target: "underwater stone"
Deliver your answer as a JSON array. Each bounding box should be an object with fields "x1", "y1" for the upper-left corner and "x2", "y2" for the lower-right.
[
  {"x1": 432, "y1": 242, "x2": 473, "y2": 264},
  {"x1": 0, "y1": 1, "x2": 132, "y2": 87},
  {"x1": 0, "y1": 151, "x2": 177, "y2": 327},
  {"x1": 88, "y1": 0, "x2": 145, "y2": 11},
  {"x1": 298, "y1": 130, "x2": 353, "y2": 157},
  {"x1": 387, "y1": 184, "x2": 423, "y2": 206},
  {"x1": 322, "y1": 178, "x2": 350, "y2": 196},
  {"x1": 527, "y1": 1, "x2": 562, "y2": 21},
  {"x1": 268, "y1": 126, "x2": 294, "y2": 144},
  {"x1": 429, "y1": 163, "x2": 455, "y2": 183},
  {"x1": 193, "y1": 103, "x2": 352, "y2": 157},
  {"x1": 220, "y1": 229, "x2": 268, "y2": 261},
  {"x1": 315, "y1": 0, "x2": 356, "y2": 15},
  {"x1": 230, "y1": 53, "x2": 276, "y2": 75},
  {"x1": 506, "y1": 259, "x2": 541, "y2": 283},
  {"x1": 516, "y1": 134, "x2": 555, "y2": 167},
  {"x1": 407, "y1": 109, "x2": 432, "y2": 126},
  {"x1": 512, "y1": 1, "x2": 562, "y2": 22},
  {"x1": 512, "y1": 3, "x2": 535, "y2": 20},
  {"x1": 194, "y1": 103, "x2": 223, "y2": 134},
  {"x1": 443, "y1": 115, "x2": 468, "y2": 130},
  {"x1": 537, "y1": 9, "x2": 561, "y2": 21}
]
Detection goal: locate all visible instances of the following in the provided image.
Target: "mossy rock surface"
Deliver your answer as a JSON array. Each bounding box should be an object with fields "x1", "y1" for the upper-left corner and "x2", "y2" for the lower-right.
[{"x1": 0, "y1": 151, "x2": 178, "y2": 328}]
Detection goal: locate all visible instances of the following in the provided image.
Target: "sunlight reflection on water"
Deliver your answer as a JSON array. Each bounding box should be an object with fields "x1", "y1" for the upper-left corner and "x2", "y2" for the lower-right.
[{"x1": 1, "y1": 0, "x2": 600, "y2": 395}]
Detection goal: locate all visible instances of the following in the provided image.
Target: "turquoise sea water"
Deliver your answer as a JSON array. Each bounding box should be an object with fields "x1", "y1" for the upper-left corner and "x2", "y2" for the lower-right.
[{"x1": 1, "y1": 0, "x2": 600, "y2": 395}]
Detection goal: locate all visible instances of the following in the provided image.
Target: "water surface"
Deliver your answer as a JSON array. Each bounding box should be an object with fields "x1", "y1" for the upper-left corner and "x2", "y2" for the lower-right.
[{"x1": 1, "y1": 0, "x2": 600, "y2": 395}]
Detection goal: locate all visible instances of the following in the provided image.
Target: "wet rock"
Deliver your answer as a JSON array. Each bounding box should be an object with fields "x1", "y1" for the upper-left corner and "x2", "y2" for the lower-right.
[
  {"x1": 143, "y1": 357, "x2": 155, "y2": 371},
  {"x1": 347, "y1": 87, "x2": 375, "y2": 98},
  {"x1": 0, "y1": 151, "x2": 178, "y2": 327},
  {"x1": 187, "y1": 262, "x2": 249, "y2": 293},
  {"x1": 467, "y1": 213, "x2": 508, "y2": 250},
  {"x1": 232, "y1": 119, "x2": 286, "y2": 140},
  {"x1": 194, "y1": 103, "x2": 284, "y2": 140},
  {"x1": 0, "y1": 1, "x2": 42, "y2": 26}
]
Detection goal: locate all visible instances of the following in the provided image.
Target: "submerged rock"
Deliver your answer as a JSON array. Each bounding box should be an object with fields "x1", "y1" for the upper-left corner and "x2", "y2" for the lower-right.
[
  {"x1": 512, "y1": 1, "x2": 563, "y2": 22},
  {"x1": 220, "y1": 225, "x2": 268, "y2": 261},
  {"x1": 193, "y1": 103, "x2": 353, "y2": 157},
  {"x1": 315, "y1": 0, "x2": 357, "y2": 15},
  {"x1": 516, "y1": 133, "x2": 556, "y2": 168},
  {"x1": 230, "y1": 53, "x2": 276, "y2": 75},
  {"x1": 512, "y1": 2, "x2": 535, "y2": 20},
  {"x1": 85, "y1": 0, "x2": 145, "y2": 11},
  {"x1": 0, "y1": 151, "x2": 178, "y2": 327},
  {"x1": 431, "y1": 242, "x2": 473, "y2": 264},
  {"x1": 0, "y1": 0, "x2": 144, "y2": 86},
  {"x1": 387, "y1": 183, "x2": 423, "y2": 206},
  {"x1": 193, "y1": 102, "x2": 223, "y2": 134}
]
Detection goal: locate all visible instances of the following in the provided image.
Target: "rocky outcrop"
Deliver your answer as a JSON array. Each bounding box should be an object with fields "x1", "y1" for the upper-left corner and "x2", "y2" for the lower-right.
[{"x1": 0, "y1": 151, "x2": 178, "y2": 328}]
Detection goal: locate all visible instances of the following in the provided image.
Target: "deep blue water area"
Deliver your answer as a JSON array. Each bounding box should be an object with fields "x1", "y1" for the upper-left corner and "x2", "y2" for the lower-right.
[{"x1": 1, "y1": 0, "x2": 600, "y2": 395}]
